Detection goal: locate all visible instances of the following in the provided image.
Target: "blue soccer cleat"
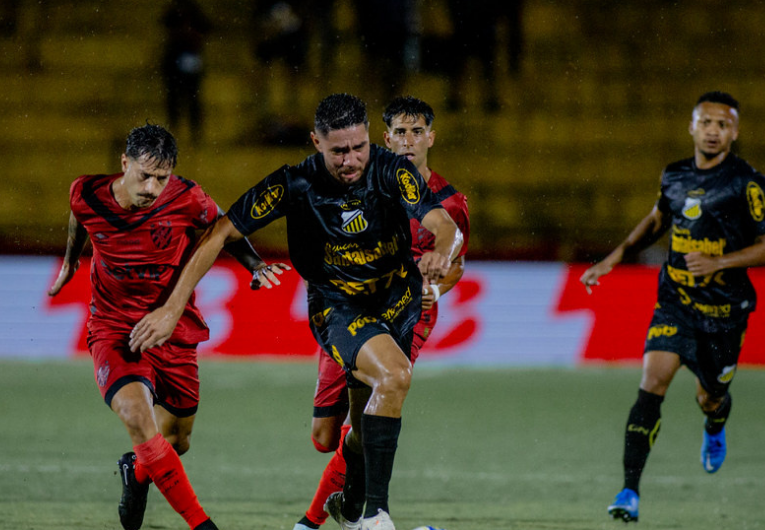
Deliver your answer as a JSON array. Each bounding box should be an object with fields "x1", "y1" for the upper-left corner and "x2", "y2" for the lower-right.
[
  {"x1": 607, "y1": 488, "x2": 639, "y2": 523},
  {"x1": 701, "y1": 427, "x2": 726, "y2": 473}
]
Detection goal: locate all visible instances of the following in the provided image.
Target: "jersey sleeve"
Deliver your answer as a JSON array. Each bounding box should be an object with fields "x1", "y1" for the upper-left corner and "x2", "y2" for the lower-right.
[
  {"x1": 445, "y1": 194, "x2": 470, "y2": 258},
  {"x1": 226, "y1": 165, "x2": 292, "y2": 236},
  {"x1": 382, "y1": 156, "x2": 443, "y2": 222},
  {"x1": 743, "y1": 171, "x2": 765, "y2": 237},
  {"x1": 656, "y1": 169, "x2": 671, "y2": 215},
  {"x1": 187, "y1": 185, "x2": 219, "y2": 229},
  {"x1": 69, "y1": 176, "x2": 86, "y2": 221}
]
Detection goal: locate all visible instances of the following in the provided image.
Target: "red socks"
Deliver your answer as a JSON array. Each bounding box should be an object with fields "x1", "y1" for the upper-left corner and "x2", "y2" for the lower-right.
[
  {"x1": 134, "y1": 433, "x2": 210, "y2": 529},
  {"x1": 305, "y1": 425, "x2": 351, "y2": 525}
]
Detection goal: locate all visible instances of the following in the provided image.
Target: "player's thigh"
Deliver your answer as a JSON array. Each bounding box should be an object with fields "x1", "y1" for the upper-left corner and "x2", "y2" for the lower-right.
[
  {"x1": 641, "y1": 350, "x2": 682, "y2": 395},
  {"x1": 149, "y1": 342, "x2": 200, "y2": 418},
  {"x1": 353, "y1": 334, "x2": 412, "y2": 391}
]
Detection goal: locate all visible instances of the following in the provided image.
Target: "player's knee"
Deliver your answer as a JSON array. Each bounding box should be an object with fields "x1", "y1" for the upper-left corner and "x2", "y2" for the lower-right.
[
  {"x1": 377, "y1": 366, "x2": 411, "y2": 398},
  {"x1": 312, "y1": 433, "x2": 337, "y2": 453},
  {"x1": 696, "y1": 393, "x2": 725, "y2": 414},
  {"x1": 165, "y1": 433, "x2": 191, "y2": 455}
]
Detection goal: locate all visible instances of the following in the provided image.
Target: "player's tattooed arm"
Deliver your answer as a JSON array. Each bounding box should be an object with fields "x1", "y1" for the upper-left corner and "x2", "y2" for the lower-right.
[{"x1": 48, "y1": 211, "x2": 89, "y2": 296}]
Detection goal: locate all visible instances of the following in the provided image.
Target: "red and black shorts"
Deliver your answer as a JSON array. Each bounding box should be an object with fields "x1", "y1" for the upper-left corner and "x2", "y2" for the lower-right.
[{"x1": 88, "y1": 332, "x2": 200, "y2": 417}]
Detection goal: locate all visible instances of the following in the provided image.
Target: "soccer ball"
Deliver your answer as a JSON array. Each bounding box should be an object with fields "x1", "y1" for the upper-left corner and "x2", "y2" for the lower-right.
[{"x1": 412, "y1": 527, "x2": 445, "y2": 530}]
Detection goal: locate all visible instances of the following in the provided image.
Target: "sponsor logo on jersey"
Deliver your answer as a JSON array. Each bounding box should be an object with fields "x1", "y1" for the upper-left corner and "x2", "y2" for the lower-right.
[
  {"x1": 341, "y1": 209, "x2": 368, "y2": 234},
  {"x1": 747, "y1": 181, "x2": 765, "y2": 221},
  {"x1": 647, "y1": 324, "x2": 678, "y2": 339},
  {"x1": 340, "y1": 199, "x2": 363, "y2": 211},
  {"x1": 329, "y1": 264, "x2": 408, "y2": 295},
  {"x1": 671, "y1": 226, "x2": 726, "y2": 256},
  {"x1": 151, "y1": 221, "x2": 172, "y2": 249},
  {"x1": 250, "y1": 185, "x2": 284, "y2": 219},
  {"x1": 324, "y1": 238, "x2": 400, "y2": 266},
  {"x1": 382, "y1": 286, "x2": 413, "y2": 321},
  {"x1": 396, "y1": 168, "x2": 420, "y2": 204},
  {"x1": 682, "y1": 196, "x2": 702, "y2": 220},
  {"x1": 348, "y1": 315, "x2": 378, "y2": 336},
  {"x1": 717, "y1": 364, "x2": 737, "y2": 384}
]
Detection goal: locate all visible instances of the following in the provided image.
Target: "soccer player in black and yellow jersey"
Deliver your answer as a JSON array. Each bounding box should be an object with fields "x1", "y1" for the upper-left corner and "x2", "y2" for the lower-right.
[{"x1": 581, "y1": 91, "x2": 765, "y2": 523}]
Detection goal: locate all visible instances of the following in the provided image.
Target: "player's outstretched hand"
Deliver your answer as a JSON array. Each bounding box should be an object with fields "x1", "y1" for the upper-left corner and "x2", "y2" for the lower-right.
[
  {"x1": 250, "y1": 263, "x2": 292, "y2": 290},
  {"x1": 48, "y1": 260, "x2": 80, "y2": 297},
  {"x1": 129, "y1": 306, "x2": 182, "y2": 353},
  {"x1": 580, "y1": 261, "x2": 614, "y2": 294},
  {"x1": 418, "y1": 251, "x2": 450, "y2": 284}
]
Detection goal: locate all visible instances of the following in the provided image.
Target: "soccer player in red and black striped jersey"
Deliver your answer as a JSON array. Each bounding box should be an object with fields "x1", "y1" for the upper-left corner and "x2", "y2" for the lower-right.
[
  {"x1": 292, "y1": 96, "x2": 470, "y2": 530},
  {"x1": 47, "y1": 124, "x2": 286, "y2": 530}
]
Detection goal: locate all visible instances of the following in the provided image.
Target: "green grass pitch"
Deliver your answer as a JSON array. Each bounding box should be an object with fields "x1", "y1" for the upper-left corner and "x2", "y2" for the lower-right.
[{"x1": 1, "y1": 359, "x2": 764, "y2": 529}]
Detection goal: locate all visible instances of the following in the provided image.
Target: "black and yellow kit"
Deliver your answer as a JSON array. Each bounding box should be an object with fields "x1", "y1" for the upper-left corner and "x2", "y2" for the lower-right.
[
  {"x1": 646, "y1": 154, "x2": 765, "y2": 393},
  {"x1": 227, "y1": 144, "x2": 443, "y2": 381}
]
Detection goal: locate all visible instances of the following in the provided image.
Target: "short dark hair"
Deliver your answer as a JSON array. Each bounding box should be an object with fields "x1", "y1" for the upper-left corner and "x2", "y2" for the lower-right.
[
  {"x1": 696, "y1": 91, "x2": 739, "y2": 111},
  {"x1": 383, "y1": 96, "x2": 435, "y2": 127},
  {"x1": 314, "y1": 93, "x2": 368, "y2": 135},
  {"x1": 125, "y1": 124, "x2": 178, "y2": 168}
]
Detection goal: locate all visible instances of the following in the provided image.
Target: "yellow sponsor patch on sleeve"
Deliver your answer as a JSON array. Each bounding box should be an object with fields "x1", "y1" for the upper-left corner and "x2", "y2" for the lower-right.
[
  {"x1": 396, "y1": 168, "x2": 421, "y2": 205},
  {"x1": 250, "y1": 185, "x2": 284, "y2": 219}
]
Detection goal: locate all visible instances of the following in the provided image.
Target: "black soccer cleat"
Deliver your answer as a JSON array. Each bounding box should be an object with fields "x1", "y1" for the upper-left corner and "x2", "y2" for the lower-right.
[
  {"x1": 194, "y1": 519, "x2": 219, "y2": 530},
  {"x1": 117, "y1": 452, "x2": 150, "y2": 530}
]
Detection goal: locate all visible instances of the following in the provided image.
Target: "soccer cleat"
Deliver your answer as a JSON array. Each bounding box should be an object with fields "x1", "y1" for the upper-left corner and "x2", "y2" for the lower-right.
[
  {"x1": 193, "y1": 519, "x2": 219, "y2": 530},
  {"x1": 324, "y1": 492, "x2": 361, "y2": 530},
  {"x1": 361, "y1": 509, "x2": 395, "y2": 530},
  {"x1": 117, "y1": 452, "x2": 150, "y2": 530},
  {"x1": 607, "y1": 488, "x2": 639, "y2": 523},
  {"x1": 293, "y1": 518, "x2": 320, "y2": 530},
  {"x1": 701, "y1": 427, "x2": 727, "y2": 473}
]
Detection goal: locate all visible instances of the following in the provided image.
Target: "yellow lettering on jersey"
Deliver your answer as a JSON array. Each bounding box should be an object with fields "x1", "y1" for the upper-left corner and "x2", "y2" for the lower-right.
[
  {"x1": 324, "y1": 238, "x2": 400, "y2": 266},
  {"x1": 396, "y1": 168, "x2": 421, "y2": 204},
  {"x1": 670, "y1": 227, "x2": 726, "y2": 256},
  {"x1": 747, "y1": 181, "x2": 765, "y2": 221},
  {"x1": 347, "y1": 315, "x2": 378, "y2": 336},
  {"x1": 311, "y1": 307, "x2": 332, "y2": 328},
  {"x1": 328, "y1": 265, "x2": 408, "y2": 296},
  {"x1": 648, "y1": 325, "x2": 678, "y2": 339},
  {"x1": 250, "y1": 185, "x2": 284, "y2": 219},
  {"x1": 382, "y1": 286, "x2": 413, "y2": 321}
]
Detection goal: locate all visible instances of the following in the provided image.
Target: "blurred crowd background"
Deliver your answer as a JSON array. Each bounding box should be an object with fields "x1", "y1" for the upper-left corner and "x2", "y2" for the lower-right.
[{"x1": 2, "y1": 0, "x2": 765, "y2": 261}]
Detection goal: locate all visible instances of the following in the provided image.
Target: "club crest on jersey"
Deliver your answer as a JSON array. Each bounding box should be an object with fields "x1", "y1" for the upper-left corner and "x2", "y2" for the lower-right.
[
  {"x1": 151, "y1": 221, "x2": 172, "y2": 249},
  {"x1": 747, "y1": 181, "x2": 765, "y2": 221},
  {"x1": 682, "y1": 197, "x2": 702, "y2": 220},
  {"x1": 341, "y1": 209, "x2": 368, "y2": 234},
  {"x1": 250, "y1": 185, "x2": 284, "y2": 219},
  {"x1": 396, "y1": 168, "x2": 420, "y2": 204}
]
